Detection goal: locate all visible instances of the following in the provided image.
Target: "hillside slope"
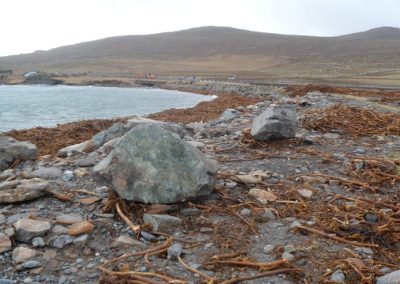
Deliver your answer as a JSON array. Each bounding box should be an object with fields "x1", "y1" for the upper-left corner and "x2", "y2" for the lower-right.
[{"x1": 1, "y1": 26, "x2": 400, "y2": 80}]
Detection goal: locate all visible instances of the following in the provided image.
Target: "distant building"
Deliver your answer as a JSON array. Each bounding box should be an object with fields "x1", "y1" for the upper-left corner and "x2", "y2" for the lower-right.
[{"x1": 24, "y1": 71, "x2": 38, "y2": 78}]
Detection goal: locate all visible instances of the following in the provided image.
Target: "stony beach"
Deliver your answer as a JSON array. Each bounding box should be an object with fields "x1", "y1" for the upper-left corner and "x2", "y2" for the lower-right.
[{"x1": 0, "y1": 81, "x2": 400, "y2": 284}]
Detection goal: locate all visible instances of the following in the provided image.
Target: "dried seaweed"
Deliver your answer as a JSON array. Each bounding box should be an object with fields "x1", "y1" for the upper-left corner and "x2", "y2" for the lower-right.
[{"x1": 302, "y1": 104, "x2": 400, "y2": 136}]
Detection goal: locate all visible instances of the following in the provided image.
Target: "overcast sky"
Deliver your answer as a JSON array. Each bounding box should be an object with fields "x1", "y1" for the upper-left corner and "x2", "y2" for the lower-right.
[{"x1": 0, "y1": 0, "x2": 399, "y2": 56}]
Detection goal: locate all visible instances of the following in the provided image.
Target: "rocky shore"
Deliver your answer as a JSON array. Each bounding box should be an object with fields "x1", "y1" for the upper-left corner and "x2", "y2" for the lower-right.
[{"x1": 0, "y1": 82, "x2": 400, "y2": 283}]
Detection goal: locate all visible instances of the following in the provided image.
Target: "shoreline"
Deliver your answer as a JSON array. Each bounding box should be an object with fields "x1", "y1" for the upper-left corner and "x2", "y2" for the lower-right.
[
  {"x1": 4, "y1": 90, "x2": 261, "y2": 156},
  {"x1": 3, "y1": 81, "x2": 400, "y2": 156}
]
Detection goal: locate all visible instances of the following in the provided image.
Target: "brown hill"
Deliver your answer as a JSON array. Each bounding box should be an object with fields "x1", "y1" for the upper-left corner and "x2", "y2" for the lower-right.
[{"x1": 1, "y1": 26, "x2": 400, "y2": 82}]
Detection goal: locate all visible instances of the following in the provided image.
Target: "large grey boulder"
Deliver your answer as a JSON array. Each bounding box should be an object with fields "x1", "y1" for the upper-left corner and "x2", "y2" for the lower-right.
[
  {"x1": 250, "y1": 105, "x2": 297, "y2": 141},
  {"x1": 94, "y1": 124, "x2": 217, "y2": 203},
  {"x1": 0, "y1": 136, "x2": 37, "y2": 171},
  {"x1": 58, "y1": 118, "x2": 185, "y2": 157},
  {"x1": 92, "y1": 117, "x2": 185, "y2": 150}
]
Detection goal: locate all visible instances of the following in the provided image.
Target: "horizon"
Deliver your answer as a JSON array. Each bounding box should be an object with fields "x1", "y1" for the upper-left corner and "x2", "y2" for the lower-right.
[{"x1": 1, "y1": 0, "x2": 400, "y2": 56}]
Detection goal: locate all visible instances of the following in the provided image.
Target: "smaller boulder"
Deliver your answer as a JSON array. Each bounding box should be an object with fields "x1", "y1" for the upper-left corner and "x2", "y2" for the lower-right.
[{"x1": 250, "y1": 105, "x2": 297, "y2": 141}]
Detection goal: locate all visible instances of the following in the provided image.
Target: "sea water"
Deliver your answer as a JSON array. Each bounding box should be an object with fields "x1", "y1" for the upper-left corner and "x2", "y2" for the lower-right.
[{"x1": 0, "y1": 85, "x2": 214, "y2": 132}]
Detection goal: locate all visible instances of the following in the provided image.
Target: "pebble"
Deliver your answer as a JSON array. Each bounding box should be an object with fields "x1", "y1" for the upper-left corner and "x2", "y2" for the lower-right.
[
  {"x1": 284, "y1": 244, "x2": 296, "y2": 254},
  {"x1": 180, "y1": 208, "x2": 201, "y2": 217},
  {"x1": 56, "y1": 213, "x2": 83, "y2": 224},
  {"x1": 204, "y1": 243, "x2": 213, "y2": 249},
  {"x1": 167, "y1": 243, "x2": 182, "y2": 260},
  {"x1": 61, "y1": 170, "x2": 75, "y2": 182},
  {"x1": 328, "y1": 179, "x2": 341, "y2": 186},
  {"x1": 58, "y1": 276, "x2": 68, "y2": 284},
  {"x1": 355, "y1": 247, "x2": 374, "y2": 255},
  {"x1": 13, "y1": 218, "x2": 51, "y2": 243},
  {"x1": 289, "y1": 220, "x2": 301, "y2": 229},
  {"x1": 240, "y1": 208, "x2": 251, "y2": 217},
  {"x1": 86, "y1": 262, "x2": 97, "y2": 269},
  {"x1": 7, "y1": 213, "x2": 27, "y2": 224},
  {"x1": 23, "y1": 278, "x2": 33, "y2": 284},
  {"x1": 282, "y1": 252, "x2": 294, "y2": 261},
  {"x1": 30, "y1": 167, "x2": 62, "y2": 179},
  {"x1": 140, "y1": 231, "x2": 157, "y2": 241},
  {"x1": 0, "y1": 213, "x2": 5, "y2": 224},
  {"x1": 143, "y1": 214, "x2": 182, "y2": 234},
  {"x1": 0, "y1": 279, "x2": 14, "y2": 284},
  {"x1": 353, "y1": 147, "x2": 367, "y2": 154},
  {"x1": 199, "y1": 227, "x2": 214, "y2": 233},
  {"x1": 76, "y1": 258, "x2": 84, "y2": 268},
  {"x1": 263, "y1": 209, "x2": 277, "y2": 220},
  {"x1": 95, "y1": 186, "x2": 109, "y2": 194},
  {"x1": 74, "y1": 156, "x2": 96, "y2": 167},
  {"x1": 12, "y1": 247, "x2": 37, "y2": 263},
  {"x1": 5, "y1": 228, "x2": 14, "y2": 237},
  {"x1": 31, "y1": 237, "x2": 45, "y2": 247},
  {"x1": 47, "y1": 235, "x2": 74, "y2": 249},
  {"x1": 52, "y1": 225, "x2": 69, "y2": 235},
  {"x1": 74, "y1": 168, "x2": 89, "y2": 177},
  {"x1": 297, "y1": 189, "x2": 313, "y2": 199},
  {"x1": 114, "y1": 235, "x2": 146, "y2": 249},
  {"x1": 0, "y1": 233, "x2": 11, "y2": 253},
  {"x1": 87, "y1": 272, "x2": 98, "y2": 279},
  {"x1": 364, "y1": 213, "x2": 379, "y2": 223},
  {"x1": 225, "y1": 181, "x2": 237, "y2": 189},
  {"x1": 189, "y1": 262, "x2": 202, "y2": 270},
  {"x1": 323, "y1": 133, "x2": 340, "y2": 140},
  {"x1": 94, "y1": 213, "x2": 114, "y2": 218},
  {"x1": 73, "y1": 234, "x2": 88, "y2": 249},
  {"x1": 20, "y1": 260, "x2": 42, "y2": 270},
  {"x1": 330, "y1": 269, "x2": 345, "y2": 283},
  {"x1": 263, "y1": 244, "x2": 274, "y2": 254}
]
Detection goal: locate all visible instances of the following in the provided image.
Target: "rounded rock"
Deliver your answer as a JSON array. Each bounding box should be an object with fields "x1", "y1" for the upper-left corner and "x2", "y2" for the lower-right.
[{"x1": 263, "y1": 244, "x2": 274, "y2": 254}]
